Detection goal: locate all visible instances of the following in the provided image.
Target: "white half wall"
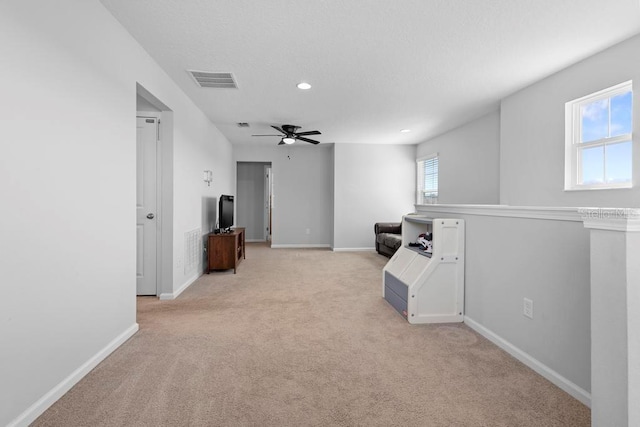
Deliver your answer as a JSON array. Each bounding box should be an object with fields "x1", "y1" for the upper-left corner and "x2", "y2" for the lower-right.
[
  {"x1": 416, "y1": 111, "x2": 501, "y2": 204},
  {"x1": 584, "y1": 212, "x2": 640, "y2": 426},
  {"x1": 333, "y1": 144, "x2": 415, "y2": 250},
  {"x1": 233, "y1": 144, "x2": 333, "y2": 247},
  {"x1": 500, "y1": 34, "x2": 640, "y2": 207},
  {"x1": 0, "y1": 1, "x2": 233, "y2": 425}
]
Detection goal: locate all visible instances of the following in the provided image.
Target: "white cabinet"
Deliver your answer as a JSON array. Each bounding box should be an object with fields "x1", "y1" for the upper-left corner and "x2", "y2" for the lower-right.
[{"x1": 382, "y1": 216, "x2": 465, "y2": 324}]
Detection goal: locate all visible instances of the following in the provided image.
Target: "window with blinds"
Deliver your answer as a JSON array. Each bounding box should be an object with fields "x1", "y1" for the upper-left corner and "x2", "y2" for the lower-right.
[{"x1": 417, "y1": 154, "x2": 438, "y2": 204}]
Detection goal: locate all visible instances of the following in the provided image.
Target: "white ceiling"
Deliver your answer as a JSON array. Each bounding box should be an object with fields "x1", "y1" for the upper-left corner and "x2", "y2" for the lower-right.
[{"x1": 100, "y1": 0, "x2": 640, "y2": 146}]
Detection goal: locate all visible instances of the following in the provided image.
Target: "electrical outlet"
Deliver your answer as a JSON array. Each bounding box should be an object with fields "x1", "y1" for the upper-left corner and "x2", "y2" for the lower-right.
[{"x1": 523, "y1": 298, "x2": 534, "y2": 319}]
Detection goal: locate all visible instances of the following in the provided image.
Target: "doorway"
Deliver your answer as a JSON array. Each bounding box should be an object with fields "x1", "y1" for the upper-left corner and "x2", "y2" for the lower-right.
[
  {"x1": 136, "y1": 84, "x2": 174, "y2": 300},
  {"x1": 236, "y1": 162, "x2": 273, "y2": 242},
  {"x1": 264, "y1": 165, "x2": 272, "y2": 245}
]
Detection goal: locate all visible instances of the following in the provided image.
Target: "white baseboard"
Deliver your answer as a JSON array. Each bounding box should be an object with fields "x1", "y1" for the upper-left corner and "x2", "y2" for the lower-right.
[
  {"x1": 159, "y1": 272, "x2": 200, "y2": 300},
  {"x1": 332, "y1": 247, "x2": 376, "y2": 252},
  {"x1": 464, "y1": 316, "x2": 591, "y2": 408},
  {"x1": 270, "y1": 244, "x2": 331, "y2": 249},
  {"x1": 8, "y1": 323, "x2": 139, "y2": 427}
]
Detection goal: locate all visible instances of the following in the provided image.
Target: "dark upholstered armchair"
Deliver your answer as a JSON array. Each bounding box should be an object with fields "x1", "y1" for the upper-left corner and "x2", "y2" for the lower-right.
[{"x1": 374, "y1": 222, "x2": 402, "y2": 257}]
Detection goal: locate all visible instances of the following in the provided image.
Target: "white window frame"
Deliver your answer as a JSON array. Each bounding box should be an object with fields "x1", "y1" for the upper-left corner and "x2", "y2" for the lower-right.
[
  {"x1": 417, "y1": 154, "x2": 438, "y2": 204},
  {"x1": 564, "y1": 80, "x2": 633, "y2": 191}
]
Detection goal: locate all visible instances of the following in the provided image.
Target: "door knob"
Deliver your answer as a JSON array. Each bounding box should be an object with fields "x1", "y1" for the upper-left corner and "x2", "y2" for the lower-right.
[{"x1": 147, "y1": 213, "x2": 155, "y2": 219}]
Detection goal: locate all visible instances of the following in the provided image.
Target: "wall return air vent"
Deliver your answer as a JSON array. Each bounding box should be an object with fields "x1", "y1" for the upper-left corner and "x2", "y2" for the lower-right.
[{"x1": 188, "y1": 70, "x2": 238, "y2": 89}]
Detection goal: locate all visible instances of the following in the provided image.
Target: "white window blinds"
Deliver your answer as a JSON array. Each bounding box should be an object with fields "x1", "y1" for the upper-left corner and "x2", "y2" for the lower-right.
[{"x1": 417, "y1": 155, "x2": 438, "y2": 204}]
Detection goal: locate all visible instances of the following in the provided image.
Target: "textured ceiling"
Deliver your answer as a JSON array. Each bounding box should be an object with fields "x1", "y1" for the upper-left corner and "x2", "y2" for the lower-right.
[{"x1": 100, "y1": 0, "x2": 640, "y2": 146}]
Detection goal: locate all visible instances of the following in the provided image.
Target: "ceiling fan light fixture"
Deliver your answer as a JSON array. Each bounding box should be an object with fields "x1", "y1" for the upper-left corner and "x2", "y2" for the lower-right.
[
  {"x1": 297, "y1": 82, "x2": 312, "y2": 90},
  {"x1": 282, "y1": 137, "x2": 296, "y2": 144}
]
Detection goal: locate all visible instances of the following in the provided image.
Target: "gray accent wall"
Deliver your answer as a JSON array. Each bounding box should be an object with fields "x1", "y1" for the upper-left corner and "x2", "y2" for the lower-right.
[
  {"x1": 333, "y1": 144, "x2": 416, "y2": 250},
  {"x1": 415, "y1": 206, "x2": 592, "y2": 401},
  {"x1": 411, "y1": 34, "x2": 640, "y2": 410},
  {"x1": 416, "y1": 111, "x2": 501, "y2": 205},
  {"x1": 234, "y1": 143, "x2": 415, "y2": 250},
  {"x1": 500, "y1": 33, "x2": 640, "y2": 207},
  {"x1": 234, "y1": 144, "x2": 333, "y2": 247}
]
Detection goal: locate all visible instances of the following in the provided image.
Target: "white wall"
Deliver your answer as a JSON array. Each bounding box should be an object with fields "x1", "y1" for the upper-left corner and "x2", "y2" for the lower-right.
[
  {"x1": 416, "y1": 111, "x2": 501, "y2": 204},
  {"x1": 136, "y1": 94, "x2": 160, "y2": 112},
  {"x1": 0, "y1": 1, "x2": 233, "y2": 425},
  {"x1": 233, "y1": 144, "x2": 333, "y2": 247},
  {"x1": 333, "y1": 144, "x2": 415, "y2": 250},
  {"x1": 171, "y1": 107, "x2": 233, "y2": 290},
  {"x1": 500, "y1": 34, "x2": 640, "y2": 207}
]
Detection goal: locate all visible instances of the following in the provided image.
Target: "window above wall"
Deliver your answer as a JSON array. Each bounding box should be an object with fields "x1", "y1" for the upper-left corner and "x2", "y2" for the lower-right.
[
  {"x1": 417, "y1": 154, "x2": 438, "y2": 204},
  {"x1": 565, "y1": 80, "x2": 633, "y2": 190}
]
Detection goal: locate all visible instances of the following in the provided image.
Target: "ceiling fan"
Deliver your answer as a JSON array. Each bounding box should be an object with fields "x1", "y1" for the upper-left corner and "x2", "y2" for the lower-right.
[{"x1": 252, "y1": 124, "x2": 322, "y2": 145}]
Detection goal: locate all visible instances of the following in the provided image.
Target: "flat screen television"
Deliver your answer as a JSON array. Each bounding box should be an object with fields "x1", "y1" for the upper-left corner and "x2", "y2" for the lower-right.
[{"x1": 218, "y1": 195, "x2": 234, "y2": 232}]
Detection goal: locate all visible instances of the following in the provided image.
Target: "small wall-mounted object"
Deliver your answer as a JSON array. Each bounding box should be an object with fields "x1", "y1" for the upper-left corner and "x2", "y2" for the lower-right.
[{"x1": 203, "y1": 170, "x2": 213, "y2": 186}]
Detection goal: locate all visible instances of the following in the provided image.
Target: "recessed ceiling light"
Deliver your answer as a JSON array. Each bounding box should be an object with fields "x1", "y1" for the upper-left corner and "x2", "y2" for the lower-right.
[
  {"x1": 297, "y1": 82, "x2": 312, "y2": 90},
  {"x1": 400, "y1": 129, "x2": 411, "y2": 133}
]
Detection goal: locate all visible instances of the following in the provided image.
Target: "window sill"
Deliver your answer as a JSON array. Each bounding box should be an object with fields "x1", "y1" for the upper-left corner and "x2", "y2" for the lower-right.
[{"x1": 564, "y1": 184, "x2": 633, "y2": 192}]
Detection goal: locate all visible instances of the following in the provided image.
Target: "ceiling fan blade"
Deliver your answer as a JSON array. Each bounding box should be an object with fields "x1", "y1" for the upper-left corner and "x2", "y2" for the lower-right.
[
  {"x1": 296, "y1": 136, "x2": 320, "y2": 144},
  {"x1": 251, "y1": 134, "x2": 282, "y2": 136},
  {"x1": 278, "y1": 139, "x2": 285, "y2": 145},
  {"x1": 295, "y1": 130, "x2": 321, "y2": 136},
  {"x1": 271, "y1": 125, "x2": 285, "y2": 134}
]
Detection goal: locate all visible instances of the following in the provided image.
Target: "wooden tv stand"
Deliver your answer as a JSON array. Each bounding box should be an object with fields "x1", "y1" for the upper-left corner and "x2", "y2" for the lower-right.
[{"x1": 206, "y1": 228, "x2": 245, "y2": 274}]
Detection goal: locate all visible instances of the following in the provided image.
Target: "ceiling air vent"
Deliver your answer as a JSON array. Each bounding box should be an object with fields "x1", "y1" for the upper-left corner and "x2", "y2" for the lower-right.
[{"x1": 188, "y1": 70, "x2": 238, "y2": 89}]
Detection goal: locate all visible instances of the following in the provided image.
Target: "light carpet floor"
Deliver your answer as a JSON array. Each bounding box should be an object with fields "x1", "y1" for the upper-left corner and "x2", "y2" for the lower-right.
[{"x1": 34, "y1": 243, "x2": 590, "y2": 426}]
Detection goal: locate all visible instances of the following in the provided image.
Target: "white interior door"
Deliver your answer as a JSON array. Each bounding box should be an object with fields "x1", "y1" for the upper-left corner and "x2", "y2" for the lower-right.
[{"x1": 136, "y1": 117, "x2": 158, "y2": 295}]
